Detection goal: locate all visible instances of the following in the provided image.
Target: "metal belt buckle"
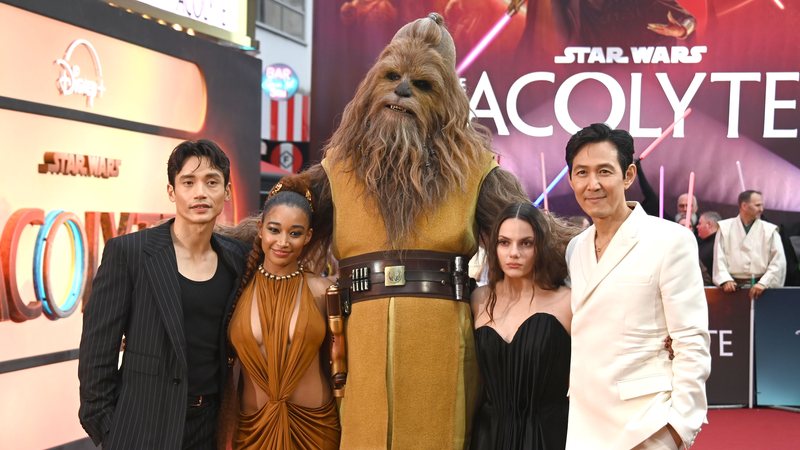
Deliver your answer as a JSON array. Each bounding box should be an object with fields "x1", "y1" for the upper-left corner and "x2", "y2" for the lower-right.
[
  {"x1": 384, "y1": 265, "x2": 406, "y2": 286},
  {"x1": 351, "y1": 267, "x2": 371, "y2": 292}
]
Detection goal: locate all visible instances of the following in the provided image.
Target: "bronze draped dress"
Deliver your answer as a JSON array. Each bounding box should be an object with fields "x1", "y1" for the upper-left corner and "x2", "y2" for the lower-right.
[{"x1": 229, "y1": 272, "x2": 340, "y2": 449}]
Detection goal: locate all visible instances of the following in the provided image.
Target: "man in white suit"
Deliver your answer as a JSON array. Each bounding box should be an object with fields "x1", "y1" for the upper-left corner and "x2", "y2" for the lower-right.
[
  {"x1": 564, "y1": 124, "x2": 711, "y2": 450},
  {"x1": 713, "y1": 190, "x2": 786, "y2": 300}
]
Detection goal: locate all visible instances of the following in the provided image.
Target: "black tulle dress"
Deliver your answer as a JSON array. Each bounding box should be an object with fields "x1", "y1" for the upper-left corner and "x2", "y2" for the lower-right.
[{"x1": 471, "y1": 313, "x2": 571, "y2": 450}]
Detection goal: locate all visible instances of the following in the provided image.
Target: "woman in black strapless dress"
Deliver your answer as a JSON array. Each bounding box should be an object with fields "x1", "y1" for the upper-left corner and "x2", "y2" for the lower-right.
[{"x1": 470, "y1": 203, "x2": 578, "y2": 450}]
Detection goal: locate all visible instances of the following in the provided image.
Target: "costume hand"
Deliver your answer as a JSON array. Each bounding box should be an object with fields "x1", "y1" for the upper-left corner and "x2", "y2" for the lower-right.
[
  {"x1": 647, "y1": 11, "x2": 695, "y2": 39},
  {"x1": 749, "y1": 283, "x2": 766, "y2": 300},
  {"x1": 664, "y1": 336, "x2": 675, "y2": 360},
  {"x1": 506, "y1": 0, "x2": 525, "y2": 15},
  {"x1": 722, "y1": 281, "x2": 737, "y2": 293}
]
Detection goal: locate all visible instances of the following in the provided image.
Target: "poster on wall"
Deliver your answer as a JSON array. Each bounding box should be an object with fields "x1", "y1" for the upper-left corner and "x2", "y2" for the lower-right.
[{"x1": 312, "y1": 1, "x2": 800, "y2": 221}]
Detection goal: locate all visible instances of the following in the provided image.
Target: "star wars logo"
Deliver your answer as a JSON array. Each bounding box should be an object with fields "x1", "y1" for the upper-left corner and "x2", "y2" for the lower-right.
[
  {"x1": 39, "y1": 152, "x2": 122, "y2": 178},
  {"x1": 555, "y1": 46, "x2": 708, "y2": 64},
  {"x1": 38, "y1": 152, "x2": 121, "y2": 179}
]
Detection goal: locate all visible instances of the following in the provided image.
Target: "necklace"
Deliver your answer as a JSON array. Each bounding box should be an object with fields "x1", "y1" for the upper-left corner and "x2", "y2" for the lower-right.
[
  {"x1": 258, "y1": 264, "x2": 303, "y2": 280},
  {"x1": 594, "y1": 236, "x2": 609, "y2": 254}
]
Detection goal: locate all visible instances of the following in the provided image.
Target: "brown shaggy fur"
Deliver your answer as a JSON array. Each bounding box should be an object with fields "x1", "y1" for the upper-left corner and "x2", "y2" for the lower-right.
[{"x1": 324, "y1": 13, "x2": 493, "y2": 249}]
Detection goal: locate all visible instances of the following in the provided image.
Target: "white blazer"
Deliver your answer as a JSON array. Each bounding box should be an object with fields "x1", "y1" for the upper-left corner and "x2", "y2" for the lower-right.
[{"x1": 566, "y1": 203, "x2": 710, "y2": 450}]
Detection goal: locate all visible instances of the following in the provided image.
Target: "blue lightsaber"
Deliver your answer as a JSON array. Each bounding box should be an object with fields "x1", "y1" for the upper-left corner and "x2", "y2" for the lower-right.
[{"x1": 533, "y1": 165, "x2": 569, "y2": 207}]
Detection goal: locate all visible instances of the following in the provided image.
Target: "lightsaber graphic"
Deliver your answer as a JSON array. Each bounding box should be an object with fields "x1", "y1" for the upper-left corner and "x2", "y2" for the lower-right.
[
  {"x1": 685, "y1": 172, "x2": 696, "y2": 229},
  {"x1": 533, "y1": 165, "x2": 569, "y2": 207},
  {"x1": 718, "y1": 0, "x2": 756, "y2": 16},
  {"x1": 639, "y1": 108, "x2": 693, "y2": 160},
  {"x1": 659, "y1": 165, "x2": 665, "y2": 219},
  {"x1": 456, "y1": 12, "x2": 515, "y2": 75},
  {"x1": 736, "y1": 160, "x2": 747, "y2": 191},
  {"x1": 540, "y1": 152, "x2": 549, "y2": 211}
]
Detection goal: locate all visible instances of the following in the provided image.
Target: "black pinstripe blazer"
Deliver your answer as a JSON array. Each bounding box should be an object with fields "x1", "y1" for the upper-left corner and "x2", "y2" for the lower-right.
[{"x1": 78, "y1": 219, "x2": 248, "y2": 449}]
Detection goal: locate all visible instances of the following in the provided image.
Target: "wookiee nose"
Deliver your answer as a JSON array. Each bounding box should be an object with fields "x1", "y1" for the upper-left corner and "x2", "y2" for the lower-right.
[{"x1": 394, "y1": 81, "x2": 412, "y2": 97}]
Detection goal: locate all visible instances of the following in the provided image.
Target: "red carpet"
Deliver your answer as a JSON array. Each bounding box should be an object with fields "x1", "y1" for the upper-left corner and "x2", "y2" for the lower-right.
[{"x1": 693, "y1": 408, "x2": 800, "y2": 449}]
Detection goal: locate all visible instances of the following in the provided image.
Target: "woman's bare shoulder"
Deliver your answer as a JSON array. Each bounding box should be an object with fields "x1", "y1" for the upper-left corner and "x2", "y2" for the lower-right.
[{"x1": 548, "y1": 285, "x2": 572, "y2": 335}]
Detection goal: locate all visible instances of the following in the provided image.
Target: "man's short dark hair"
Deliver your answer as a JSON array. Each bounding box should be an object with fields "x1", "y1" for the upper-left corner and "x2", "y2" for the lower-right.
[
  {"x1": 737, "y1": 190, "x2": 762, "y2": 206},
  {"x1": 565, "y1": 123, "x2": 634, "y2": 177},
  {"x1": 167, "y1": 140, "x2": 231, "y2": 186}
]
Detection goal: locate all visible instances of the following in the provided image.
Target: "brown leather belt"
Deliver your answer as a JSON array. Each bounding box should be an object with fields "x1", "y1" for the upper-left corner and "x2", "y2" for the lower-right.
[
  {"x1": 338, "y1": 250, "x2": 472, "y2": 306},
  {"x1": 733, "y1": 277, "x2": 762, "y2": 287}
]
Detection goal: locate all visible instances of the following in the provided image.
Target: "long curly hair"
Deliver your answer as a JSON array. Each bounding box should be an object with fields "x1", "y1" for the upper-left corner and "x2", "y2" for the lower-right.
[
  {"x1": 483, "y1": 203, "x2": 580, "y2": 323},
  {"x1": 324, "y1": 13, "x2": 492, "y2": 248}
]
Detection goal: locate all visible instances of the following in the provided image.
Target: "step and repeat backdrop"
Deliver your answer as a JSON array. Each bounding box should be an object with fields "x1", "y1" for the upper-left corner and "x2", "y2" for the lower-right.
[
  {"x1": 0, "y1": 1, "x2": 260, "y2": 448},
  {"x1": 312, "y1": 1, "x2": 800, "y2": 219}
]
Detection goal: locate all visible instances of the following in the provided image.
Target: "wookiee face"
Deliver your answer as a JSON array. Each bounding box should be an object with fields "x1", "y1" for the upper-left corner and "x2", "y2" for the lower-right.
[
  {"x1": 324, "y1": 14, "x2": 486, "y2": 249},
  {"x1": 365, "y1": 42, "x2": 446, "y2": 139}
]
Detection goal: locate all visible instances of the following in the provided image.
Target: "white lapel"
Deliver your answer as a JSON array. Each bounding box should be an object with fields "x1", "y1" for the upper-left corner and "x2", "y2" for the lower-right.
[
  {"x1": 576, "y1": 203, "x2": 643, "y2": 308},
  {"x1": 741, "y1": 218, "x2": 762, "y2": 252}
]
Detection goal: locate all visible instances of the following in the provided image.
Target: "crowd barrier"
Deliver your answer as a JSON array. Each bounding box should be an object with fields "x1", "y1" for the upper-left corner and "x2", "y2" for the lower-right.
[{"x1": 705, "y1": 287, "x2": 800, "y2": 407}]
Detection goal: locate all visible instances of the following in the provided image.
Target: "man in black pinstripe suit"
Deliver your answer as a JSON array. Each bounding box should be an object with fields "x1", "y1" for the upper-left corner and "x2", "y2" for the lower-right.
[{"x1": 78, "y1": 140, "x2": 248, "y2": 449}]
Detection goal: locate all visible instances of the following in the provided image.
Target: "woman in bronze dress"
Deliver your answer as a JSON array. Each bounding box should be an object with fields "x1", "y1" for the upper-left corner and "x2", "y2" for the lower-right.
[{"x1": 225, "y1": 183, "x2": 340, "y2": 449}]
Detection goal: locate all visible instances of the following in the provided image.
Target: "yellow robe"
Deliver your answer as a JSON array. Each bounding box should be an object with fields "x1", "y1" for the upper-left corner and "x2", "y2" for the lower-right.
[{"x1": 322, "y1": 153, "x2": 496, "y2": 449}]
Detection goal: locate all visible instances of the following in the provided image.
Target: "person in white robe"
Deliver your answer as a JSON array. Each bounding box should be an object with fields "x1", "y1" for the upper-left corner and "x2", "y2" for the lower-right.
[{"x1": 713, "y1": 190, "x2": 786, "y2": 300}]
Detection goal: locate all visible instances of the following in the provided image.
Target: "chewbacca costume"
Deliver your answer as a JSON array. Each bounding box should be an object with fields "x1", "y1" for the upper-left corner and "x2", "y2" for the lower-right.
[
  {"x1": 290, "y1": 13, "x2": 528, "y2": 449},
  {"x1": 323, "y1": 153, "x2": 494, "y2": 449}
]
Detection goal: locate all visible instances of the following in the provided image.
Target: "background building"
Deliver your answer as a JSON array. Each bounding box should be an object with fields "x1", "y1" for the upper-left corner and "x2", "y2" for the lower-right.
[{"x1": 255, "y1": 0, "x2": 314, "y2": 203}]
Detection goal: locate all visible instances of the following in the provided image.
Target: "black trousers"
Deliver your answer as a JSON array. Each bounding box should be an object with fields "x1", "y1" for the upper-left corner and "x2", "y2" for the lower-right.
[{"x1": 182, "y1": 399, "x2": 218, "y2": 450}]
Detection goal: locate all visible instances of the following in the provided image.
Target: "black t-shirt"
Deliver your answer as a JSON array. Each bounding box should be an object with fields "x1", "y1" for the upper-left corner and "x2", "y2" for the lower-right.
[{"x1": 179, "y1": 260, "x2": 234, "y2": 396}]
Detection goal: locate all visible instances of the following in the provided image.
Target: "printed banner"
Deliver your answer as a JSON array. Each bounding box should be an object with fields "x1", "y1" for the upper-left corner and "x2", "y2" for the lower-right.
[
  {"x1": 754, "y1": 288, "x2": 800, "y2": 407},
  {"x1": 705, "y1": 288, "x2": 751, "y2": 406},
  {"x1": 312, "y1": 1, "x2": 800, "y2": 220}
]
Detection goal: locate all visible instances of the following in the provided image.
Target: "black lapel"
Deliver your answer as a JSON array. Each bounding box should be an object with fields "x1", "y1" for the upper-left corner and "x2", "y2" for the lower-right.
[
  {"x1": 142, "y1": 219, "x2": 188, "y2": 369},
  {"x1": 211, "y1": 233, "x2": 249, "y2": 388},
  {"x1": 212, "y1": 234, "x2": 246, "y2": 279}
]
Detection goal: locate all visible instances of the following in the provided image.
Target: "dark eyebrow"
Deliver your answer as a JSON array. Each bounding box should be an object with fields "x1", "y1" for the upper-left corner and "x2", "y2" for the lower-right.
[
  {"x1": 266, "y1": 221, "x2": 307, "y2": 230},
  {"x1": 573, "y1": 163, "x2": 617, "y2": 170},
  {"x1": 497, "y1": 234, "x2": 534, "y2": 240}
]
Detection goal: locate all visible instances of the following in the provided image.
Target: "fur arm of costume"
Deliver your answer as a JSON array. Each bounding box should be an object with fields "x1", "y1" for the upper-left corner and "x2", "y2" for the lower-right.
[{"x1": 475, "y1": 167, "x2": 529, "y2": 244}]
